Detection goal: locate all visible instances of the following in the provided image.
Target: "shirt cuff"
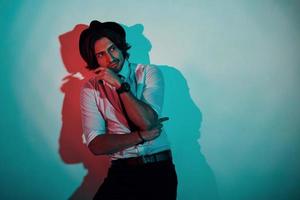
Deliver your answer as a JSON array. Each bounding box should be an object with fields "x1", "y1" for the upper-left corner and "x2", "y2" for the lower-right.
[{"x1": 83, "y1": 130, "x2": 103, "y2": 146}]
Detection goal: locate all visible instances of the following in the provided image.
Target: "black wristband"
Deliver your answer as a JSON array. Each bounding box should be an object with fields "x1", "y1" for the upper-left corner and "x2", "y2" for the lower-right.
[
  {"x1": 136, "y1": 131, "x2": 145, "y2": 144},
  {"x1": 116, "y1": 82, "x2": 130, "y2": 94}
]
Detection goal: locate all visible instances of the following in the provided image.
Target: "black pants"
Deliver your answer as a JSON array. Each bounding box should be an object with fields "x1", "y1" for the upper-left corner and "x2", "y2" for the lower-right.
[{"x1": 93, "y1": 160, "x2": 178, "y2": 200}]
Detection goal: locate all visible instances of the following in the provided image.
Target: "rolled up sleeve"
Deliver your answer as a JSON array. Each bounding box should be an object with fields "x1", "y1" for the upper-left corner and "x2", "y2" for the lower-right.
[
  {"x1": 141, "y1": 66, "x2": 164, "y2": 116},
  {"x1": 80, "y1": 81, "x2": 106, "y2": 146}
]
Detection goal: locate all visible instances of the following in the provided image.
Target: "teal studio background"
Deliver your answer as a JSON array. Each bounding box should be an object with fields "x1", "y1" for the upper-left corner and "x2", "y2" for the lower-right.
[{"x1": 1, "y1": 0, "x2": 300, "y2": 199}]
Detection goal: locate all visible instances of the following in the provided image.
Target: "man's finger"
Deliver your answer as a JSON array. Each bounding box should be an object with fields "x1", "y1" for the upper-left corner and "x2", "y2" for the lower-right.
[
  {"x1": 157, "y1": 123, "x2": 163, "y2": 128},
  {"x1": 158, "y1": 117, "x2": 169, "y2": 123},
  {"x1": 152, "y1": 123, "x2": 163, "y2": 130},
  {"x1": 94, "y1": 67, "x2": 105, "y2": 74}
]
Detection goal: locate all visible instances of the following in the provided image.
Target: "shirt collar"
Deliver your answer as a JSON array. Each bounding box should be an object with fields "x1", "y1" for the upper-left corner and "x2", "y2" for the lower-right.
[{"x1": 118, "y1": 60, "x2": 130, "y2": 80}]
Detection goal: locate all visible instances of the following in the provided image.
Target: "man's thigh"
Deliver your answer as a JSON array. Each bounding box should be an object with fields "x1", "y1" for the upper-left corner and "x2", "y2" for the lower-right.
[{"x1": 93, "y1": 161, "x2": 178, "y2": 200}]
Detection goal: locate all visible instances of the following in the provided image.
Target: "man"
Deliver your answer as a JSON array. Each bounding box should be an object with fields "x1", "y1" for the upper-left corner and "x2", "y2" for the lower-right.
[{"x1": 79, "y1": 20, "x2": 177, "y2": 200}]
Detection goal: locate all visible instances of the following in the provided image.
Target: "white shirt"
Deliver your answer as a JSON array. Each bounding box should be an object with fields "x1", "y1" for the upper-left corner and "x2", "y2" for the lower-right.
[{"x1": 80, "y1": 60, "x2": 170, "y2": 160}]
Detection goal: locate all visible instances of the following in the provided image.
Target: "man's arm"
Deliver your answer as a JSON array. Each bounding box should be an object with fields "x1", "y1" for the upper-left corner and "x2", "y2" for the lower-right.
[
  {"x1": 80, "y1": 79, "x2": 165, "y2": 155},
  {"x1": 88, "y1": 123, "x2": 163, "y2": 155},
  {"x1": 118, "y1": 91, "x2": 158, "y2": 130},
  {"x1": 94, "y1": 66, "x2": 163, "y2": 130}
]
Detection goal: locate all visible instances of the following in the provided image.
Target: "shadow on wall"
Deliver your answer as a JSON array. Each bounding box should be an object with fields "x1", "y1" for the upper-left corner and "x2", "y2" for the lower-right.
[
  {"x1": 58, "y1": 24, "x2": 110, "y2": 200},
  {"x1": 160, "y1": 66, "x2": 219, "y2": 200},
  {"x1": 58, "y1": 22, "x2": 219, "y2": 200}
]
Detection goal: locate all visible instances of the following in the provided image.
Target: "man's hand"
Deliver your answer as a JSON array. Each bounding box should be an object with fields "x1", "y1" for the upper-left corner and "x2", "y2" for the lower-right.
[
  {"x1": 93, "y1": 68, "x2": 122, "y2": 88},
  {"x1": 139, "y1": 117, "x2": 169, "y2": 141}
]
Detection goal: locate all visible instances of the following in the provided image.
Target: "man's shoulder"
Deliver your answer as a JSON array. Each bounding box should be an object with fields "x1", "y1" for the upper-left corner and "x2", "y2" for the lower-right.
[
  {"x1": 130, "y1": 62, "x2": 156, "y2": 68},
  {"x1": 130, "y1": 62, "x2": 160, "y2": 73}
]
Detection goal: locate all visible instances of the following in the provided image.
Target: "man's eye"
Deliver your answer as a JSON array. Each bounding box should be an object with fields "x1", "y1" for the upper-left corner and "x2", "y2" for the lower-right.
[
  {"x1": 96, "y1": 53, "x2": 104, "y2": 58},
  {"x1": 110, "y1": 46, "x2": 116, "y2": 52}
]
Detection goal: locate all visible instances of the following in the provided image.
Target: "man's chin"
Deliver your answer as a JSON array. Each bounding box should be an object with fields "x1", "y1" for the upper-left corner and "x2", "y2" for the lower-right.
[
  {"x1": 110, "y1": 60, "x2": 124, "y2": 73},
  {"x1": 113, "y1": 64, "x2": 123, "y2": 73}
]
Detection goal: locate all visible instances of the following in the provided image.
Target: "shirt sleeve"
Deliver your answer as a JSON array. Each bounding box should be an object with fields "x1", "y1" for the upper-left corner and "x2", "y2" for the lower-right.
[
  {"x1": 80, "y1": 81, "x2": 106, "y2": 146},
  {"x1": 141, "y1": 65, "x2": 164, "y2": 116}
]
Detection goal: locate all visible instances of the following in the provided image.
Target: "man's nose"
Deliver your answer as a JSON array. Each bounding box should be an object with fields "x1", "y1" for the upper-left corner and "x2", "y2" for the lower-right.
[{"x1": 106, "y1": 52, "x2": 114, "y2": 63}]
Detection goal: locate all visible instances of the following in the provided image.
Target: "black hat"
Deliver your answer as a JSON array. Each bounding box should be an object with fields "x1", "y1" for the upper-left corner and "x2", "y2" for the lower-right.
[{"x1": 79, "y1": 20, "x2": 126, "y2": 68}]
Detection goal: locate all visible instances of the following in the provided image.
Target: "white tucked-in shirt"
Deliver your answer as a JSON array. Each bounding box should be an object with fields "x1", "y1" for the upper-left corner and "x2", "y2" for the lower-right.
[{"x1": 80, "y1": 60, "x2": 170, "y2": 160}]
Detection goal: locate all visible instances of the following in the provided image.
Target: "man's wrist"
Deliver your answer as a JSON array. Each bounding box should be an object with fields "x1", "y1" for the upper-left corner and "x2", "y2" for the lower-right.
[{"x1": 117, "y1": 82, "x2": 130, "y2": 94}]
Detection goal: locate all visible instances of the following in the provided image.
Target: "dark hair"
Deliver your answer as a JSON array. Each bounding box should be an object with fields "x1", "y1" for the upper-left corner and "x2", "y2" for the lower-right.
[{"x1": 79, "y1": 21, "x2": 131, "y2": 70}]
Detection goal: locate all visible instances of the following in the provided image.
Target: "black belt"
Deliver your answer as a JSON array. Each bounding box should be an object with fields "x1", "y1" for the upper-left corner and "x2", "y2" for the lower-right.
[{"x1": 111, "y1": 150, "x2": 172, "y2": 166}]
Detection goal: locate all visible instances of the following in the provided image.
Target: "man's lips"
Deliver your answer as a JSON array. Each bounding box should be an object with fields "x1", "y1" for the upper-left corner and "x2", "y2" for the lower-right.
[{"x1": 109, "y1": 62, "x2": 119, "y2": 68}]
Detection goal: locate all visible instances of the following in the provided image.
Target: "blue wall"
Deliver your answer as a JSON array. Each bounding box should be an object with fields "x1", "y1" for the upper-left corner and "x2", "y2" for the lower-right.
[{"x1": 1, "y1": 0, "x2": 300, "y2": 199}]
